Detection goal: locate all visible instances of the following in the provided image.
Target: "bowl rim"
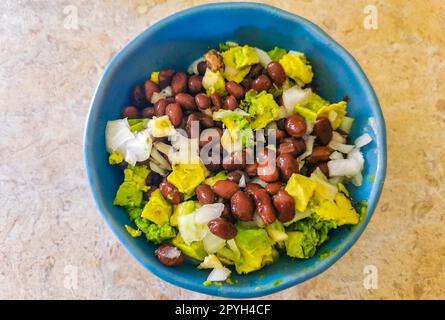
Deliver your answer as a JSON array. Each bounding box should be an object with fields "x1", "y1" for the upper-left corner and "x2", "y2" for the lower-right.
[{"x1": 84, "y1": 1, "x2": 387, "y2": 298}]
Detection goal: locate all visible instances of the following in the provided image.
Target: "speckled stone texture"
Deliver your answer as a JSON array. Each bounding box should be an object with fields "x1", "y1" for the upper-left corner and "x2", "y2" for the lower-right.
[{"x1": 0, "y1": 0, "x2": 444, "y2": 299}]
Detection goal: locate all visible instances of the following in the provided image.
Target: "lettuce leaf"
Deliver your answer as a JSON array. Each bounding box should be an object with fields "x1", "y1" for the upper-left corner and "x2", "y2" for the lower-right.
[
  {"x1": 279, "y1": 53, "x2": 313, "y2": 84},
  {"x1": 241, "y1": 89, "x2": 280, "y2": 129}
]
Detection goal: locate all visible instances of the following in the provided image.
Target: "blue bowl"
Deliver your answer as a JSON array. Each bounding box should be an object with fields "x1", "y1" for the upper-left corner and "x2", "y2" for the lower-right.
[{"x1": 84, "y1": 2, "x2": 386, "y2": 298}]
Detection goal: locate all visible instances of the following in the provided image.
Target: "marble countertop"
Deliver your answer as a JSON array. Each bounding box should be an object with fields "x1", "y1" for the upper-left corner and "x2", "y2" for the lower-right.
[{"x1": 1, "y1": 0, "x2": 444, "y2": 299}]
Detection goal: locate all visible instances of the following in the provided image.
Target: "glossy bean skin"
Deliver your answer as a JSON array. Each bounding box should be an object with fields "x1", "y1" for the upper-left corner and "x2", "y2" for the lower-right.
[
  {"x1": 265, "y1": 182, "x2": 282, "y2": 195},
  {"x1": 222, "y1": 151, "x2": 246, "y2": 171},
  {"x1": 314, "y1": 117, "x2": 333, "y2": 146},
  {"x1": 276, "y1": 153, "x2": 299, "y2": 181},
  {"x1": 131, "y1": 85, "x2": 147, "y2": 108},
  {"x1": 221, "y1": 203, "x2": 236, "y2": 223},
  {"x1": 197, "y1": 61, "x2": 207, "y2": 76},
  {"x1": 247, "y1": 63, "x2": 263, "y2": 79},
  {"x1": 285, "y1": 114, "x2": 307, "y2": 138},
  {"x1": 154, "y1": 98, "x2": 168, "y2": 117},
  {"x1": 225, "y1": 81, "x2": 245, "y2": 99},
  {"x1": 196, "y1": 184, "x2": 216, "y2": 205},
  {"x1": 144, "y1": 80, "x2": 160, "y2": 101},
  {"x1": 141, "y1": 107, "x2": 155, "y2": 118},
  {"x1": 223, "y1": 95, "x2": 238, "y2": 110},
  {"x1": 213, "y1": 180, "x2": 240, "y2": 199},
  {"x1": 159, "y1": 181, "x2": 181, "y2": 204},
  {"x1": 245, "y1": 162, "x2": 258, "y2": 177},
  {"x1": 318, "y1": 162, "x2": 330, "y2": 177},
  {"x1": 307, "y1": 146, "x2": 332, "y2": 163},
  {"x1": 230, "y1": 191, "x2": 254, "y2": 221},
  {"x1": 171, "y1": 72, "x2": 188, "y2": 94},
  {"x1": 210, "y1": 93, "x2": 223, "y2": 108},
  {"x1": 199, "y1": 127, "x2": 222, "y2": 148},
  {"x1": 155, "y1": 244, "x2": 184, "y2": 266},
  {"x1": 272, "y1": 129, "x2": 287, "y2": 143},
  {"x1": 278, "y1": 137, "x2": 306, "y2": 157},
  {"x1": 251, "y1": 74, "x2": 272, "y2": 92},
  {"x1": 208, "y1": 217, "x2": 237, "y2": 239},
  {"x1": 257, "y1": 161, "x2": 280, "y2": 183},
  {"x1": 175, "y1": 93, "x2": 196, "y2": 110},
  {"x1": 122, "y1": 106, "x2": 139, "y2": 119},
  {"x1": 244, "y1": 183, "x2": 262, "y2": 198},
  {"x1": 165, "y1": 103, "x2": 183, "y2": 127},
  {"x1": 272, "y1": 190, "x2": 296, "y2": 223},
  {"x1": 227, "y1": 171, "x2": 242, "y2": 183},
  {"x1": 188, "y1": 75, "x2": 202, "y2": 93},
  {"x1": 253, "y1": 189, "x2": 277, "y2": 224},
  {"x1": 266, "y1": 61, "x2": 286, "y2": 85},
  {"x1": 158, "y1": 69, "x2": 175, "y2": 89},
  {"x1": 195, "y1": 93, "x2": 211, "y2": 110}
]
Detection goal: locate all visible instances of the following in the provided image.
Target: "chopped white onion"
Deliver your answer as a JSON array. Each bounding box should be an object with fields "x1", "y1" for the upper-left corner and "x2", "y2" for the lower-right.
[
  {"x1": 327, "y1": 159, "x2": 361, "y2": 177},
  {"x1": 249, "y1": 177, "x2": 267, "y2": 188},
  {"x1": 255, "y1": 47, "x2": 272, "y2": 68},
  {"x1": 305, "y1": 120, "x2": 314, "y2": 135},
  {"x1": 297, "y1": 135, "x2": 315, "y2": 161},
  {"x1": 282, "y1": 85, "x2": 311, "y2": 115},
  {"x1": 340, "y1": 116, "x2": 354, "y2": 134},
  {"x1": 207, "y1": 267, "x2": 231, "y2": 282},
  {"x1": 151, "y1": 86, "x2": 172, "y2": 104},
  {"x1": 238, "y1": 173, "x2": 246, "y2": 188},
  {"x1": 350, "y1": 172, "x2": 363, "y2": 186},
  {"x1": 288, "y1": 50, "x2": 302, "y2": 56},
  {"x1": 150, "y1": 147, "x2": 171, "y2": 170},
  {"x1": 354, "y1": 133, "x2": 372, "y2": 148},
  {"x1": 105, "y1": 119, "x2": 134, "y2": 152},
  {"x1": 331, "y1": 131, "x2": 347, "y2": 144},
  {"x1": 328, "y1": 140, "x2": 355, "y2": 154},
  {"x1": 329, "y1": 151, "x2": 344, "y2": 160},
  {"x1": 154, "y1": 141, "x2": 174, "y2": 156},
  {"x1": 149, "y1": 161, "x2": 167, "y2": 176},
  {"x1": 198, "y1": 254, "x2": 223, "y2": 269},
  {"x1": 194, "y1": 203, "x2": 225, "y2": 224},
  {"x1": 187, "y1": 56, "x2": 205, "y2": 75}
]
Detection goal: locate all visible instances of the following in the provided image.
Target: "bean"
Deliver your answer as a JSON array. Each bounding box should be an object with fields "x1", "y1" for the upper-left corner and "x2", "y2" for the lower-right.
[
  {"x1": 154, "y1": 98, "x2": 168, "y2": 117},
  {"x1": 276, "y1": 118, "x2": 286, "y2": 130},
  {"x1": 257, "y1": 161, "x2": 280, "y2": 183},
  {"x1": 272, "y1": 190, "x2": 295, "y2": 223},
  {"x1": 205, "y1": 50, "x2": 224, "y2": 71},
  {"x1": 188, "y1": 75, "x2": 202, "y2": 93},
  {"x1": 171, "y1": 72, "x2": 188, "y2": 94},
  {"x1": 159, "y1": 180, "x2": 181, "y2": 204},
  {"x1": 208, "y1": 217, "x2": 237, "y2": 239},
  {"x1": 276, "y1": 153, "x2": 299, "y2": 181},
  {"x1": 155, "y1": 244, "x2": 184, "y2": 266},
  {"x1": 265, "y1": 182, "x2": 282, "y2": 195},
  {"x1": 141, "y1": 107, "x2": 155, "y2": 118},
  {"x1": 221, "y1": 203, "x2": 236, "y2": 223},
  {"x1": 210, "y1": 92, "x2": 223, "y2": 108},
  {"x1": 205, "y1": 158, "x2": 223, "y2": 172},
  {"x1": 244, "y1": 183, "x2": 262, "y2": 198},
  {"x1": 251, "y1": 74, "x2": 272, "y2": 92},
  {"x1": 300, "y1": 163, "x2": 316, "y2": 177},
  {"x1": 199, "y1": 127, "x2": 222, "y2": 148},
  {"x1": 223, "y1": 95, "x2": 238, "y2": 110},
  {"x1": 146, "y1": 171, "x2": 163, "y2": 186},
  {"x1": 272, "y1": 128, "x2": 287, "y2": 143},
  {"x1": 213, "y1": 180, "x2": 240, "y2": 199},
  {"x1": 266, "y1": 61, "x2": 286, "y2": 85},
  {"x1": 253, "y1": 189, "x2": 276, "y2": 224},
  {"x1": 195, "y1": 93, "x2": 211, "y2": 110},
  {"x1": 222, "y1": 151, "x2": 246, "y2": 171},
  {"x1": 165, "y1": 103, "x2": 183, "y2": 127},
  {"x1": 197, "y1": 61, "x2": 207, "y2": 76},
  {"x1": 225, "y1": 81, "x2": 245, "y2": 100},
  {"x1": 131, "y1": 85, "x2": 147, "y2": 108},
  {"x1": 144, "y1": 80, "x2": 160, "y2": 101},
  {"x1": 307, "y1": 146, "x2": 332, "y2": 163},
  {"x1": 278, "y1": 137, "x2": 306, "y2": 157},
  {"x1": 196, "y1": 184, "x2": 216, "y2": 205},
  {"x1": 317, "y1": 162, "x2": 329, "y2": 177},
  {"x1": 230, "y1": 191, "x2": 254, "y2": 221},
  {"x1": 122, "y1": 106, "x2": 139, "y2": 119},
  {"x1": 285, "y1": 114, "x2": 307, "y2": 138},
  {"x1": 247, "y1": 63, "x2": 264, "y2": 79},
  {"x1": 196, "y1": 113, "x2": 214, "y2": 128},
  {"x1": 245, "y1": 162, "x2": 258, "y2": 177},
  {"x1": 143, "y1": 186, "x2": 158, "y2": 201},
  {"x1": 158, "y1": 69, "x2": 175, "y2": 89},
  {"x1": 314, "y1": 117, "x2": 333, "y2": 145},
  {"x1": 240, "y1": 77, "x2": 251, "y2": 90},
  {"x1": 227, "y1": 171, "x2": 242, "y2": 183},
  {"x1": 175, "y1": 93, "x2": 196, "y2": 110}
]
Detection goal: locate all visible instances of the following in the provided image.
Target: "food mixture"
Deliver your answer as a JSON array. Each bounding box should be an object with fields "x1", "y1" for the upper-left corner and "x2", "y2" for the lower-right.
[{"x1": 105, "y1": 42, "x2": 372, "y2": 283}]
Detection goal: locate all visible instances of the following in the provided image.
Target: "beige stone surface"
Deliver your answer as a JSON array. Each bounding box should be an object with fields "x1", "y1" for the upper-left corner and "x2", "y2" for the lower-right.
[{"x1": 0, "y1": 0, "x2": 444, "y2": 299}]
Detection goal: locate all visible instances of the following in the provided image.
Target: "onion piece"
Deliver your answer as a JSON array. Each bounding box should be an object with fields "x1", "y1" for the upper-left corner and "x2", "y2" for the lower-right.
[
  {"x1": 249, "y1": 177, "x2": 267, "y2": 188},
  {"x1": 151, "y1": 86, "x2": 172, "y2": 104},
  {"x1": 187, "y1": 56, "x2": 205, "y2": 75},
  {"x1": 203, "y1": 232, "x2": 226, "y2": 254},
  {"x1": 153, "y1": 141, "x2": 174, "y2": 156},
  {"x1": 328, "y1": 140, "x2": 355, "y2": 154},
  {"x1": 282, "y1": 85, "x2": 312, "y2": 115},
  {"x1": 354, "y1": 133, "x2": 372, "y2": 148},
  {"x1": 105, "y1": 119, "x2": 133, "y2": 152},
  {"x1": 207, "y1": 267, "x2": 231, "y2": 282},
  {"x1": 329, "y1": 151, "x2": 344, "y2": 160},
  {"x1": 255, "y1": 47, "x2": 272, "y2": 68},
  {"x1": 149, "y1": 161, "x2": 167, "y2": 176},
  {"x1": 150, "y1": 148, "x2": 171, "y2": 171},
  {"x1": 331, "y1": 131, "x2": 347, "y2": 144},
  {"x1": 238, "y1": 173, "x2": 246, "y2": 188}
]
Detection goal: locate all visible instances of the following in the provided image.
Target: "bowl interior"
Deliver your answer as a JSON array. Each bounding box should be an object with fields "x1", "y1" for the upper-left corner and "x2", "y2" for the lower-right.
[{"x1": 84, "y1": 3, "x2": 386, "y2": 298}]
